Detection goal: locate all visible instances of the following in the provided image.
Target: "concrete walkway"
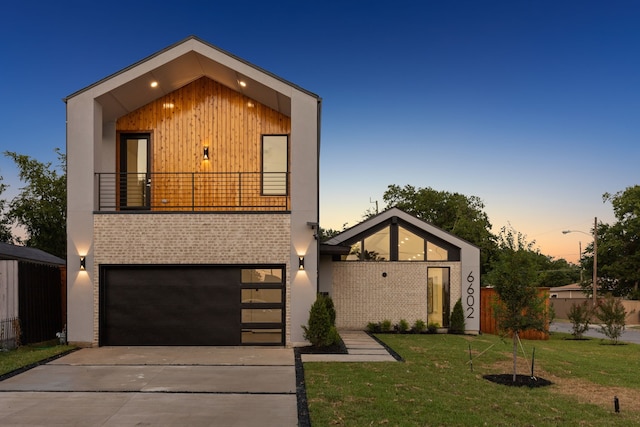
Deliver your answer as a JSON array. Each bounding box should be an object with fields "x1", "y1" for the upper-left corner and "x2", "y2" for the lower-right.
[{"x1": 301, "y1": 330, "x2": 398, "y2": 362}]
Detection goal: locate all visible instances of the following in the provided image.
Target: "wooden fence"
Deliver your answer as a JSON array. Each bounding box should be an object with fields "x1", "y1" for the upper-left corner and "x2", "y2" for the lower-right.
[{"x1": 480, "y1": 287, "x2": 550, "y2": 340}]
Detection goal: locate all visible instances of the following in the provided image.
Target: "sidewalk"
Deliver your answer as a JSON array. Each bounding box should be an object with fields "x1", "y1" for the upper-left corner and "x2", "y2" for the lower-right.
[{"x1": 300, "y1": 331, "x2": 398, "y2": 362}]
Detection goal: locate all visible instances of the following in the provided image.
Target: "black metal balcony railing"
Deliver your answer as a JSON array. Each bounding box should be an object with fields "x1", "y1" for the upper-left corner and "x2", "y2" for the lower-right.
[{"x1": 96, "y1": 172, "x2": 289, "y2": 211}]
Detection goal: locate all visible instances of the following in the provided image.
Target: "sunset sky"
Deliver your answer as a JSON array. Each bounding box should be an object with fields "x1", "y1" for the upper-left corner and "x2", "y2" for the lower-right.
[{"x1": 1, "y1": 1, "x2": 638, "y2": 263}]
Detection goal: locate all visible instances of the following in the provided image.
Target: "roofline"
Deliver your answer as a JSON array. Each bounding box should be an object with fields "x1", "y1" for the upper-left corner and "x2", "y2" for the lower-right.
[
  {"x1": 325, "y1": 207, "x2": 481, "y2": 250},
  {"x1": 64, "y1": 35, "x2": 321, "y2": 103}
]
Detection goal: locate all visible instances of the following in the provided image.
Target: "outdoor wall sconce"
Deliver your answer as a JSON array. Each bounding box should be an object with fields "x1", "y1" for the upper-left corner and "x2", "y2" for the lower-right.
[
  {"x1": 298, "y1": 256, "x2": 305, "y2": 270},
  {"x1": 80, "y1": 256, "x2": 86, "y2": 271},
  {"x1": 203, "y1": 146, "x2": 209, "y2": 160}
]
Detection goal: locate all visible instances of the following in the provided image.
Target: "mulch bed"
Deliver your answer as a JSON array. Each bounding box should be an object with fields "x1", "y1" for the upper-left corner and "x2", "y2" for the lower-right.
[
  {"x1": 483, "y1": 374, "x2": 553, "y2": 388},
  {"x1": 295, "y1": 340, "x2": 348, "y2": 355}
]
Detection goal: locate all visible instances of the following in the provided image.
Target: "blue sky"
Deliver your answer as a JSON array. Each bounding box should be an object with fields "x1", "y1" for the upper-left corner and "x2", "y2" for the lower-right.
[{"x1": 1, "y1": 1, "x2": 638, "y2": 262}]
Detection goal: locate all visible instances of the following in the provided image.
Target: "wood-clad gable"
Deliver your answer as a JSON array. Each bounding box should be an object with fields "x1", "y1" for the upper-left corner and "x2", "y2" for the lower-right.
[
  {"x1": 116, "y1": 76, "x2": 290, "y2": 173},
  {"x1": 115, "y1": 77, "x2": 291, "y2": 211}
]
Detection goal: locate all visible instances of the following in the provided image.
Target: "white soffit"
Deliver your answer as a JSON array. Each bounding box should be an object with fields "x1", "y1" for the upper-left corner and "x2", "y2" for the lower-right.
[{"x1": 83, "y1": 38, "x2": 299, "y2": 121}]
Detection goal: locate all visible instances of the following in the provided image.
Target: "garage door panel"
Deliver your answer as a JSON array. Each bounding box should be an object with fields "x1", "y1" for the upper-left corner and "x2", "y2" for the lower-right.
[{"x1": 101, "y1": 267, "x2": 241, "y2": 346}]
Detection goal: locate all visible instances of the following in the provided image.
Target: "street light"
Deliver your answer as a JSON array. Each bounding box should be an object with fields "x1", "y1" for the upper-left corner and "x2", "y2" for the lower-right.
[{"x1": 562, "y1": 217, "x2": 598, "y2": 307}]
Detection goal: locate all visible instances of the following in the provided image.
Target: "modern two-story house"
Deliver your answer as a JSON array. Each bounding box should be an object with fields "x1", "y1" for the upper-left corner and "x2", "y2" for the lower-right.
[{"x1": 65, "y1": 36, "x2": 320, "y2": 347}]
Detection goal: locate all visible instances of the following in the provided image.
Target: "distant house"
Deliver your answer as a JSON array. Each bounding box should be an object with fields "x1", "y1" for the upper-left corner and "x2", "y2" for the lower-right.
[
  {"x1": 65, "y1": 36, "x2": 320, "y2": 347},
  {"x1": 550, "y1": 283, "x2": 586, "y2": 299},
  {"x1": 319, "y1": 208, "x2": 481, "y2": 333},
  {"x1": 0, "y1": 243, "x2": 66, "y2": 346}
]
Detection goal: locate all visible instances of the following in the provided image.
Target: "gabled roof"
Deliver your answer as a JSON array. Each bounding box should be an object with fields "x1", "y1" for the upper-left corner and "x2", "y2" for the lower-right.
[
  {"x1": 550, "y1": 283, "x2": 583, "y2": 292},
  {"x1": 65, "y1": 36, "x2": 320, "y2": 122},
  {"x1": 324, "y1": 207, "x2": 479, "y2": 251},
  {"x1": 0, "y1": 243, "x2": 65, "y2": 266}
]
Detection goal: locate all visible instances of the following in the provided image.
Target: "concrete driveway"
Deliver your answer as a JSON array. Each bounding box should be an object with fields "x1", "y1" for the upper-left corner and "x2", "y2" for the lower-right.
[{"x1": 0, "y1": 346, "x2": 298, "y2": 426}]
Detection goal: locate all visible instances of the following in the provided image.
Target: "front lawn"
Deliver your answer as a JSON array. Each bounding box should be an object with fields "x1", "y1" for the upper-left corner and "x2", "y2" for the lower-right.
[
  {"x1": 0, "y1": 342, "x2": 76, "y2": 377},
  {"x1": 304, "y1": 333, "x2": 640, "y2": 426}
]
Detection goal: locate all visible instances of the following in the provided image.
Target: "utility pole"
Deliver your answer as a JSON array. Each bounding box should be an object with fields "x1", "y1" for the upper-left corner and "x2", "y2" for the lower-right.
[{"x1": 593, "y1": 216, "x2": 598, "y2": 308}]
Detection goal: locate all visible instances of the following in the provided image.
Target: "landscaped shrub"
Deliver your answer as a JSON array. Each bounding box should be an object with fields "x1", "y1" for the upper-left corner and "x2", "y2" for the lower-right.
[
  {"x1": 412, "y1": 319, "x2": 427, "y2": 334},
  {"x1": 596, "y1": 294, "x2": 627, "y2": 344},
  {"x1": 449, "y1": 298, "x2": 465, "y2": 334},
  {"x1": 567, "y1": 300, "x2": 592, "y2": 339},
  {"x1": 380, "y1": 319, "x2": 392, "y2": 332},
  {"x1": 323, "y1": 295, "x2": 336, "y2": 326},
  {"x1": 366, "y1": 322, "x2": 381, "y2": 333},
  {"x1": 302, "y1": 294, "x2": 338, "y2": 347},
  {"x1": 427, "y1": 322, "x2": 440, "y2": 334},
  {"x1": 397, "y1": 319, "x2": 410, "y2": 333}
]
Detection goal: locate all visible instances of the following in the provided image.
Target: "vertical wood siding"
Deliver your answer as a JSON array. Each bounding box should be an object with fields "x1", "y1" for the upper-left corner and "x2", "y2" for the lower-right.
[
  {"x1": 480, "y1": 287, "x2": 550, "y2": 340},
  {"x1": 116, "y1": 77, "x2": 291, "y2": 210}
]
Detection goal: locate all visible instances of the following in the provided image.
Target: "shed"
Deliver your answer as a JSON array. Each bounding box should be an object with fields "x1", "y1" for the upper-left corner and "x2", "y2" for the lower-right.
[{"x1": 0, "y1": 243, "x2": 66, "y2": 347}]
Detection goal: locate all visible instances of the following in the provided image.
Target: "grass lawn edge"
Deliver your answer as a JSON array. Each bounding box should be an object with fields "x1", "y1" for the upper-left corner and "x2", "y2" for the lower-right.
[{"x1": 0, "y1": 347, "x2": 79, "y2": 382}]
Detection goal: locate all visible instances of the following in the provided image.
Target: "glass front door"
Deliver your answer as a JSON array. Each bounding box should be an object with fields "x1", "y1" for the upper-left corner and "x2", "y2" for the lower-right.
[
  {"x1": 427, "y1": 267, "x2": 450, "y2": 327},
  {"x1": 119, "y1": 133, "x2": 150, "y2": 208}
]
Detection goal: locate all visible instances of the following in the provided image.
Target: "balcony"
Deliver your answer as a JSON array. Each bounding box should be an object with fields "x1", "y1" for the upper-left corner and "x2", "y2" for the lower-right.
[{"x1": 96, "y1": 172, "x2": 290, "y2": 212}]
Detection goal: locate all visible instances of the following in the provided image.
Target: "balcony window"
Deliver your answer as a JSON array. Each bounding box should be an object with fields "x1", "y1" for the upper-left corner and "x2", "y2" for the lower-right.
[{"x1": 262, "y1": 135, "x2": 288, "y2": 195}]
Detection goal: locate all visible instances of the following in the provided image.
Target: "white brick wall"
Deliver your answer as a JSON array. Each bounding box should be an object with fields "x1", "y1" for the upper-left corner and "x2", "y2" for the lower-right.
[
  {"x1": 332, "y1": 261, "x2": 461, "y2": 329},
  {"x1": 92, "y1": 213, "x2": 291, "y2": 345}
]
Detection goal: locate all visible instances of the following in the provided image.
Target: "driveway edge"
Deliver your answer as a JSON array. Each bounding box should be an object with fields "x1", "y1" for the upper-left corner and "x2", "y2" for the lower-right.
[{"x1": 0, "y1": 347, "x2": 79, "y2": 383}]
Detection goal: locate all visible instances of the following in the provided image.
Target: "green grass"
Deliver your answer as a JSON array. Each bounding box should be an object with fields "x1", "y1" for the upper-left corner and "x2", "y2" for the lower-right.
[
  {"x1": 304, "y1": 333, "x2": 640, "y2": 426},
  {"x1": 0, "y1": 341, "x2": 75, "y2": 376}
]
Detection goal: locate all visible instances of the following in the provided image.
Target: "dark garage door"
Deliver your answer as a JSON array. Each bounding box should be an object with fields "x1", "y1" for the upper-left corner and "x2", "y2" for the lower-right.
[{"x1": 100, "y1": 266, "x2": 241, "y2": 346}]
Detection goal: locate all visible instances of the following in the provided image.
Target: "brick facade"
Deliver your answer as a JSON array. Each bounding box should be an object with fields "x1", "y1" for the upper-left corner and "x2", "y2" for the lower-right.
[
  {"x1": 332, "y1": 261, "x2": 461, "y2": 330},
  {"x1": 92, "y1": 213, "x2": 291, "y2": 345}
]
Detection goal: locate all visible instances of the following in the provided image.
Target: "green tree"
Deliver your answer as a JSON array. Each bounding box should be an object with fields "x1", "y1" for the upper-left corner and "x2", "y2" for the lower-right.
[
  {"x1": 596, "y1": 294, "x2": 626, "y2": 344},
  {"x1": 486, "y1": 226, "x2": 548, "y2": 382},
  {"x1": 382, "y1": 184, "x2": 497, "y2": 276},
  {"x1": 0, "y1": 175, "x2": 13, "y2": 242},
  {"x1": 4, "y1": 150, "x2": 66, "y2": 258},
  {"x1": 537, "y1": 257, "x2": 581, "y2": 288},
  {"x1": 567, "y1": 300, "x2": 592, "y2": 339},
  {"x1": 580, "y1": 186, "x2": 640, "y2": 297}
]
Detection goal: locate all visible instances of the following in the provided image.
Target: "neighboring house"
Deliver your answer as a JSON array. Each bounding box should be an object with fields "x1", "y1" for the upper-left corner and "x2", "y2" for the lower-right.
[
  {"x1": 550, "y1": 283, "x2": 585, "y2": 299},
  {"x1": 65, "y1": 36, "x2": 320, "y2": 347},
  {"x1": 319, "y1": 208, "x2": 481, "y2": 333},
  {"x1": 0, "y1": 243, "x2": 66, "y2": 346}
]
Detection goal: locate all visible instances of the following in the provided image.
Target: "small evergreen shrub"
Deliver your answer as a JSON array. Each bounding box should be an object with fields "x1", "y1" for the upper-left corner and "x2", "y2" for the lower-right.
[
  {"x1": 449, "y1": 298, "x2": 465, "y2": 334},
  {"x1": 324, "y1": 295, "x2": 336, "y2": 326},
  {"x1": 381, "y1": 319, "x2": 392, "y2": 332},
  {"x1": 596, "y1": 295, "x2": 626, "y2": 344},
  {"x1": 398, "y1": 319, "x2": 410, "y2": 333},
  {"x1": 427, "y1": 322, "x2": 440, "y2": 334},
  {"x1": 567, "y1": 300, "x2": 591, "y2": 339},
  {"x1": 412, "y1": 319, "x2": 427, "y2": 334},
  {"x1": 302, "y1": 294, "x2": 337, "y2": 347}
]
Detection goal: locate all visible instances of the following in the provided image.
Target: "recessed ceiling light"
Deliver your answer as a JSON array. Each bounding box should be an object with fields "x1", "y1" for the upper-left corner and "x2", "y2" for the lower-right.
[
  {"x1": 238, "y1": 80, "x2": 247, "y2": 88},
  {"x1": 150, "y1": 81, "x2": 158, "y2": 88}
]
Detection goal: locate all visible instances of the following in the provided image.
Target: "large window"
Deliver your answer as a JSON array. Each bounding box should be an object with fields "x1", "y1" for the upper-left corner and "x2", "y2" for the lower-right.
[
  {"x1": 262, "y1": 135, "x2": 288, "y2": 195},
  {"x1": 398, "y1": 226, "x2": 425, "y2": 261},
  {"x1": 341, "y1": 220, "x2": 458, "y2": 262}
]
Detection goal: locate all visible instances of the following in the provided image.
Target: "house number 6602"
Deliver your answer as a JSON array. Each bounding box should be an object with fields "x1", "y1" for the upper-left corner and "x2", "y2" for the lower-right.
[{"x1": 466, "y1": 271, "x2": 475, "y2": 319}]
